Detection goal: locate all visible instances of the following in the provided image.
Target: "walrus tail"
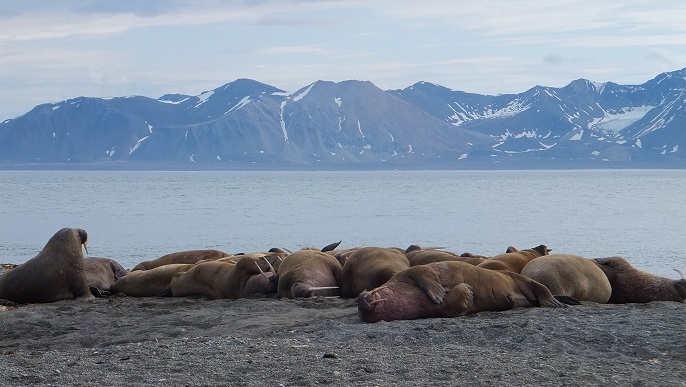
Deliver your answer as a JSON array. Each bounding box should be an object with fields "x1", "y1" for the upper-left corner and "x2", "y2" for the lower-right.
[{"x1": 554, "y1": 295, "x2": 581, "y2": 305}]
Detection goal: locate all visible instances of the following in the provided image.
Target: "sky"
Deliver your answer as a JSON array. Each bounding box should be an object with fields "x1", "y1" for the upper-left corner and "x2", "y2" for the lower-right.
[{"x1": 1, "y1": 0, "x2": 686, "y2": 120}]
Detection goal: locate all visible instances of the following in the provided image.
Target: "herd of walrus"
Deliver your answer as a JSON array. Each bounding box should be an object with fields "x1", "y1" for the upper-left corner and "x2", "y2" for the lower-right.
[{"x1": 1, "y1": 227, "x2": 685, "y2": 322}]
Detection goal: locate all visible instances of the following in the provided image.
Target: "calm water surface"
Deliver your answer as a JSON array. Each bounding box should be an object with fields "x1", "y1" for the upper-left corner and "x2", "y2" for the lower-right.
[{"x1": 1, "y1": 170, "x2": 684, "y2": 278}]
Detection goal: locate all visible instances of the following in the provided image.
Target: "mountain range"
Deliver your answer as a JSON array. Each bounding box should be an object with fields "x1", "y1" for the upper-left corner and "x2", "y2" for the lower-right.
[{"x1": 1, "y1": 68, "x2": 685, "y2": 169}]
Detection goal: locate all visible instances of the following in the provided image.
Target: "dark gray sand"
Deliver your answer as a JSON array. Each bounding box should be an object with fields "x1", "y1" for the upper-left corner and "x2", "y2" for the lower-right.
[{"x1": 1, "y1": 296, "x2": 685, "y2": 386}]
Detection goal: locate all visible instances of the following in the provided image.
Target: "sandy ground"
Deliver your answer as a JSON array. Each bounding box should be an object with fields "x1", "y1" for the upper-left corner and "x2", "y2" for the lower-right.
[{"x1": 1, "y1": 295, "x2": 685, "y2": 387}]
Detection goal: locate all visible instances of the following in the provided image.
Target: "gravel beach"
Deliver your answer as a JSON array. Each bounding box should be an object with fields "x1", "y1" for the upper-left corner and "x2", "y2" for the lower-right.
[{"x1": 1, "y1": 295, "x2": 685, "y2": 386}]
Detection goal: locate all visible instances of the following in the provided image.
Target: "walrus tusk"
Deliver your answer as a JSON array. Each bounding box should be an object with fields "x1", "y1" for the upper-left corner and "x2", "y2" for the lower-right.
[
  {"x1": 368, "y1": 286, "x2": 388, "y2": 295},
  {"x1": 255, "y1": 262, "x2": 270, "y2": 280},
  {"x1": 283, "y1": 248, "x2": 294, "y2": 254},
  {"x1": 308, "y1": 286, "x2": 339, "y2": 291},
  {"x1": 368, "y1": 298, "x2": 386, "y2": 305},
  {"x1": 262, "y1": 256, "x2": 276, "y2": 274},
  {"x1": 83, "y1": 240, "x2": 89, "y2": 256},
  {"x1": 675, "y1": 268, "x2": 685, "y2": 280}
]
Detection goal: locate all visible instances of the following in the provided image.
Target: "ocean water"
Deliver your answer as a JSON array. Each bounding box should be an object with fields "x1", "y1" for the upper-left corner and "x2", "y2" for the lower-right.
[{"x1": 1, "y1": 169, "x2": 684, "y2": 278}]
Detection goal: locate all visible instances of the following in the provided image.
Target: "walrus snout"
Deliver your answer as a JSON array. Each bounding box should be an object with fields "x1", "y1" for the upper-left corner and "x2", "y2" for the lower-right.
[
  {"x1": 358, "y1": 287, "x2": 387, "y2": 312},
  {"x1": 358, "y1": 292, "x2": 375, "y2": 312}
]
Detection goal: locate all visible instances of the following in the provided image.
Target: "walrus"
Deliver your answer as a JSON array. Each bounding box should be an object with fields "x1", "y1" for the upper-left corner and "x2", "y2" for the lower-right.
[
  {"x1": 276, "y1": 250, "x2": 342, "y2": 298},
  {"x1": 405, "y1": 246, "x2": 487, "y2": 266},
  {"x1": 111, "y1": 263, "x2": 194, "y2": 297},
  {"x1": 358, "y1": 261, "x2": 571, "y2": 322},
  {"x1": 0, "y1": 227, "x2": 93, "y2": 304},
  {"x1": 131, "y1": 249, "x2": 230, "y2": 271},
  {"x1": 341, "y1": 247, "x2": 411, "y2": 298},
  {"x1": 83, "y1": 257, "x2": 128, "y2": 296},
  {"x1": 169, "y1": 256, "x2": 277, "y2": 299},
  {"x1": 521, "y1": 254, "x2": 612, "y2": 303},
  {"x1": 477, "y1": 245, "x2": 550, "y2": 273},
  {"x1": 0, "y1": 264, "x2": 18, "y2": 277},
  {"x1": 231, "y1": 250, "x2": 288, "y2": 272},
  {"x1": 592, "y1": 257, "x2": 686, "y2": 303}
]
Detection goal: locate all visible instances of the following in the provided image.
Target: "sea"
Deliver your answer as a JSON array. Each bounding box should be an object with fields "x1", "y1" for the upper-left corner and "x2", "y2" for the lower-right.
[{"x1": 1, "y1": 169, "x2": 684, "y2": 278}]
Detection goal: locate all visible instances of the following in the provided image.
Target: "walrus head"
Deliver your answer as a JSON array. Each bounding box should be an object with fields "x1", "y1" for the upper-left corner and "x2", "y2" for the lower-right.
[
  {"x1": 405, "y1": 244, "x2": 422, "y2": 253},
  {"x1": 674, "y1": 269, "x2": 686, "y2": 300},
  {"x1": 46, "y1": 227, "x2": 88, "y2": 256},
  {"x1": 531, "y1": 245, "x2": 551, "y2": 256},
  {"x1": 77, "y1": 228, "x2": 89, "y2": 255}
]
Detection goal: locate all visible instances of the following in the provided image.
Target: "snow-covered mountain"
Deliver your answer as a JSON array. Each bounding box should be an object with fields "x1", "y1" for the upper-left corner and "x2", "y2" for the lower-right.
[
  {"x1": 1, "y1": 69, "x2": 684, "y2": 168},
  {"x1": 391, "y1": 68, "x2": 686, "y2": 166}
]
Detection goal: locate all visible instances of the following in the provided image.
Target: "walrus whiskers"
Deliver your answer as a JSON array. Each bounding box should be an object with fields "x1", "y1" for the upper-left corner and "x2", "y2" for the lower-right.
[{"x1": 675, "y1": 268, "x2": 685, "y2": 280}]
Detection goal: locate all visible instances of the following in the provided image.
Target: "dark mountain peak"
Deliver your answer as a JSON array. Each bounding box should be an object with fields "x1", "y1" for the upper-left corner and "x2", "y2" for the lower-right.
[{"x1": 216, "y1": 78, "x2": 284, "y2": 95}]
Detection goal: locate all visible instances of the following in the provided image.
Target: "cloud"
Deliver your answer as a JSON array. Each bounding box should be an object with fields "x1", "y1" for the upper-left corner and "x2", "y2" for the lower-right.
[{"x1": 250, "y1": 45, "x2": 330, "y2": 56}]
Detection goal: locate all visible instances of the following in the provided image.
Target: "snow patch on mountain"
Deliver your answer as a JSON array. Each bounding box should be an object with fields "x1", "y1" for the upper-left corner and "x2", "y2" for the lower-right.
[
  {"x1": 280, "y1": 101, "x2": 289, "y2": 142},
  {"x1": 292, "y1": 84, "x2": 315, "y2": 102},
  {"x1": 588, "y1": 106, "x2": 654, "y2": 133},
  {"x1": 129, "y1": 136, "x2": 149, "y2": 154},
  {"x1": 226, "y1": 96, "x2": 252, "y2": 114},
  {"x1": 480, "y1": 99, "x2": 531, "y2": 119},
  {"x1": 195, "y1": 91, "x2": 214, "y2": 108}
]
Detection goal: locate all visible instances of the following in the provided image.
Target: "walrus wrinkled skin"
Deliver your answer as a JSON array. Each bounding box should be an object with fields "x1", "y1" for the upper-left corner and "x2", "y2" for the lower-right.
[
  {"x1": 169, "y1": 256, "x2": 276, "y2": 299},
  {"x1": 341, "y1": 247, "x2": 411, "y2": 298},
  {"x1": 83, "y1": 257, "x2": 128, "y2": 296},
  {"x1": 111, "y1": 263, "x2": 194, "y2": 297},
  {"x1": 593, "y1": 257, "x2": 686, "y2": 303},
  {"x1": 521, "y1": 254, "x2": 612, "y2": 303},
  {"x1": 131, "y1": 249, "x2": 230, "y2": 271},
  {"x1": 405, "y1": 246, "x2": 487, "y2": 267},
  {"x1": 477, "y1": 245, "x2": 550, "y2": 273},
  {"x1": 276, "y1": 250, "x2": 342, "y2": 298},
  {"x1": 0, "y1": 227, "x2": 93, "y2": 304},
  {"x1": 358, "y1": 261, "x2": 568, "y2": 322}
]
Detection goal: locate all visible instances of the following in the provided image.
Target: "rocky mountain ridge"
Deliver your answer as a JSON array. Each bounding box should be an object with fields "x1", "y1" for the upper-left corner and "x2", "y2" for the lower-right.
[{"x1": 1, "y1": 68, "x2": 684, "y2": 169}]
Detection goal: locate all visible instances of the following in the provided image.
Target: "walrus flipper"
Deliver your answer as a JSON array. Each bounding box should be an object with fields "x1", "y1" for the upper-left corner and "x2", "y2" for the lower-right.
[
  {"x1": 89, "y1": 286, "x2": 110, "y2": 298},
  {"x1": 407, "y1": 266, "x2": 446, "y2": 304},
  {"x1": 321, "y1": 240, "x2": 342, "y2": 252},
  {"x1": 554, "y1": 295, "x2": 581, "y2": 305}
]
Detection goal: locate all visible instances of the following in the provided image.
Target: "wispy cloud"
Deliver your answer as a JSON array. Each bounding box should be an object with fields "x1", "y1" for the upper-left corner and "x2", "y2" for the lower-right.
[{"x1": 0, "y1": 0, "x2": 685, "y2": 120}]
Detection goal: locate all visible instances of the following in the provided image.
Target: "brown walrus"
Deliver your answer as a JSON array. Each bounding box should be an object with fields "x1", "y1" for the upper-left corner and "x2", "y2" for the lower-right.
[
  {"x1": 358, "y1": 261, "x2": 571, "y2": 322},
  {"x1": 477, "y1": 245, "x2": 550, "y2": 273},
  {"x1": 521, "y1": 254, "x2": 612, "y2": 303},
  {"x1": 231, "y1": 250, "x2": 288, "y2": 272},
  {"x1": 341, "y1": 247, "x2": 411, "y2": 298},
  {"x1": 131, "y1": 249, "x2": 230, "y2": 271},
  {"x1": 83, "y1": 257, "x2": 128, "y2": 296},
  {"x1": 0, "y1": 227, "x2": 93, "y2": 304},
  {"x1": 169, "y1": 256, "x2": 276, "y2": 299},
  {"x1": 111, "y1": 263, "x2": 194, "y2": 297},
  {"x1": 405, "y1": 246, "x2": 487, "y2": 266},
  {"x1": 592, "y1": 257, "x2": 686, "y2": 303},
  {"x1": 276, "y1": 250, "x2": 342, "y2": 298}
]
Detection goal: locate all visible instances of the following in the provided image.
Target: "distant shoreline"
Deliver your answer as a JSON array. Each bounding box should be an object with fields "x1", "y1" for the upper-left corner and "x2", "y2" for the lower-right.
[{"x1": 1, "y1": 161, "x2": 685, "y2": 171}]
